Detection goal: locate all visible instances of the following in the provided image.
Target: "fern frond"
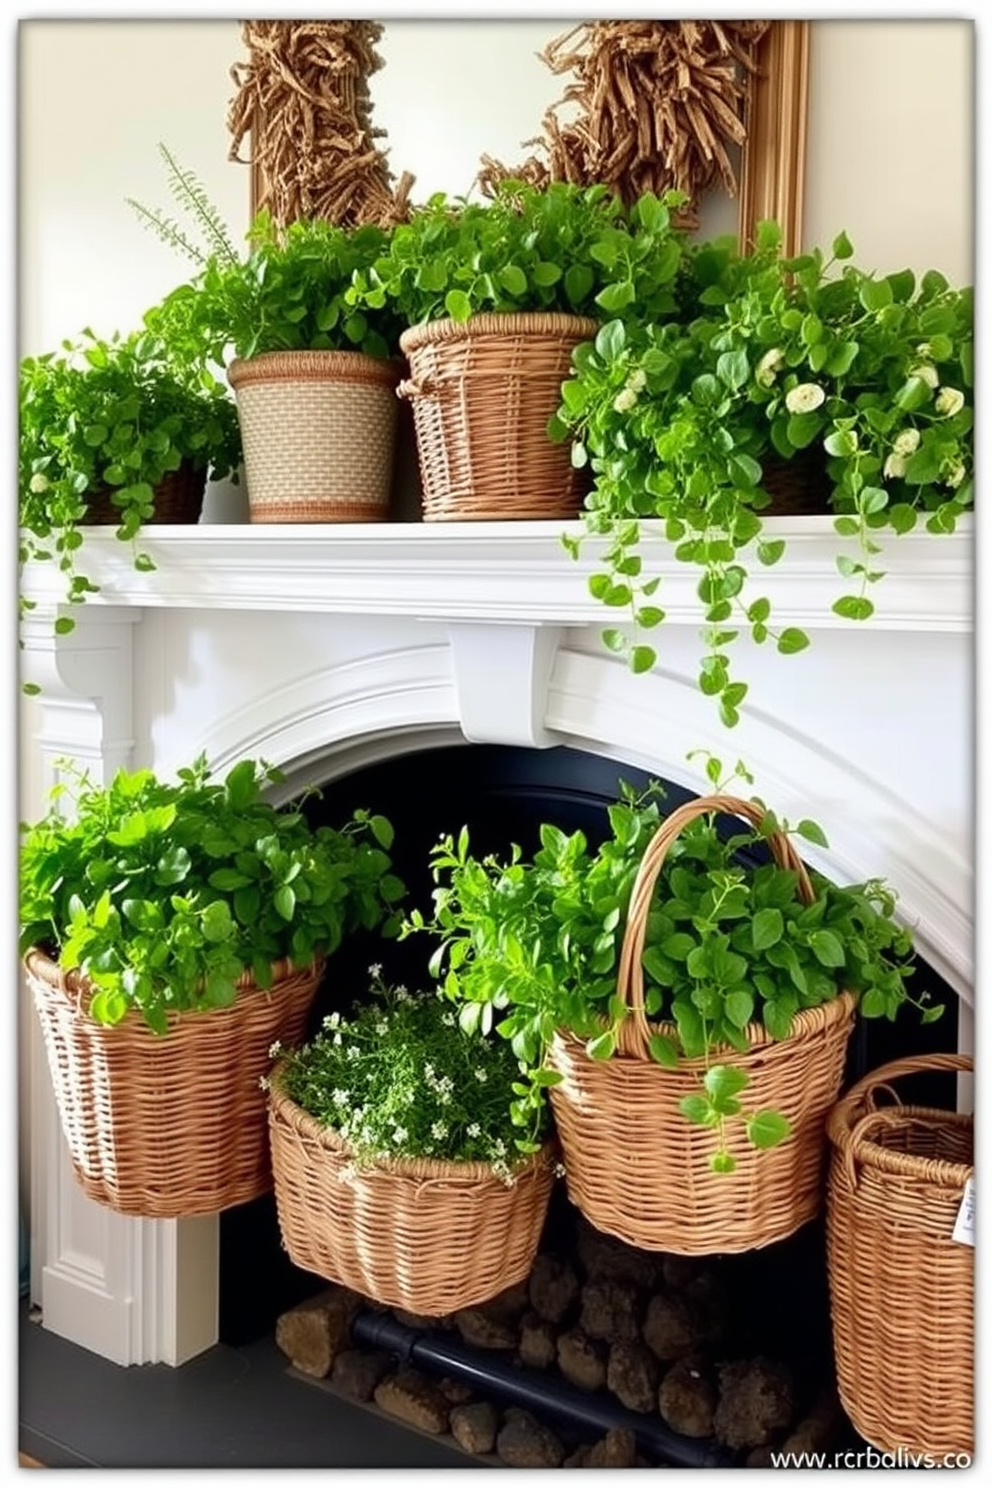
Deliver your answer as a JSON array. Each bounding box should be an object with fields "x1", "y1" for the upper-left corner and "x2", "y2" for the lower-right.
[{"x1": 126, "y1": 142, "x2": 241, "y2": 268}]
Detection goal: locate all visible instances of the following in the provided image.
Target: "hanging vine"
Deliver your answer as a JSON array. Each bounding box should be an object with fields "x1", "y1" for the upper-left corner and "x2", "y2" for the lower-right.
[
  {"x1": 477, "y1": 20, "x2": 772, "y2": 225},
  {"x1": 226, "y1": 19, "x2": 414, "y2": 230}
]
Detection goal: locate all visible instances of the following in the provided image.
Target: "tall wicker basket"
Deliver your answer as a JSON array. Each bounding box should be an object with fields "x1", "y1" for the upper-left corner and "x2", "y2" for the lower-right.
[
  {"x1": 825, "y1": 1053, "x2": 974, "y2": 1459},
  {"x1": 268, "y1": 1073, "x2": 558, "y2": 1315},
  {"x1": 549, "y1": 794, "x2": 857, "y2": 1255},
  {"x1": 228, "y1": 349, "x2": 400, "y2": 522},
  {"x1": 397, "y1": 313, "x2": 598, "y2": 521},
  {"x1": 25, "y1": 948, "x2": 324, "y2": 1219}
]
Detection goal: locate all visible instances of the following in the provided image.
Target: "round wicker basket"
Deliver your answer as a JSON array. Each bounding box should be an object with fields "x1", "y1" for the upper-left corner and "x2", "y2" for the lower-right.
[
  {"x1": 397, "y1": 313, "x2": 598, "y2": 521},
  {"x1": 549, "y1": 794, "x2": 857, "y2": 1255},
  {"x1": 826, "y1": 1053, "x2": 974, "y2": 1458},
  {"x1": 85, "y1": 461, "x2": 207, "y2": 525},
  {"x1": 228, "y1": 349, "x2": 401, "y2": 522},
  {"x1": 268, "y1": 1073, "x2": 558, "y2": 1315},
  {"x1": 25, "y1": 948, "x2": 324, "y2": 1219}
]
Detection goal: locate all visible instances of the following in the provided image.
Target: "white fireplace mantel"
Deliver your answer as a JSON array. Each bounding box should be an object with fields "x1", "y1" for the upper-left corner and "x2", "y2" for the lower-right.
[{"x1": 19, "y1": 514, "x2": 974, "y2": 1370}]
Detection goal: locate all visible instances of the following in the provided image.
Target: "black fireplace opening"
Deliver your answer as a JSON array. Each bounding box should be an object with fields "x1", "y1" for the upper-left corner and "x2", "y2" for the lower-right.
[{"x1": 219, "y1": 741, "x2": 963, "y2": 1463}]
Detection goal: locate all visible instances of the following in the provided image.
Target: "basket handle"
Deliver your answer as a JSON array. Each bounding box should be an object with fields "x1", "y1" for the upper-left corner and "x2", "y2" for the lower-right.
[
  {"x1": 396, "y1": 376, "x2": 437, "y2": 402},
  {"x1": 836, "y1": 1051, "x2": 972, "y2": 1117},
  {"x1": 614, "y1": 794, "x2": 814, "y2": 1058}
]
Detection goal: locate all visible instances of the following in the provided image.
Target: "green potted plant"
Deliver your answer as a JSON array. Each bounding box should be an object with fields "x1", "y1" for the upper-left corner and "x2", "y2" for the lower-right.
[
  {"x1": 19, "y1": 750, "x2": 405, "y2": 1219},
  {"x1": 550, "y1": 220, "x2": 974, "y2": 726},
  {"x1": 403, "y1": 756, "x2": 940, "y2": 1254},
  {"x1": 267, "y1": 965, "x2": 558, "y2": 1316},
  {"x1": 345, "y1": 178, "x2": 692, "y2": 520},
  {"x1": 18, "y1": 324, "x2": 242, "y2": 659},
  {"x1": 133, "y1": 146, "x2": 408, "y2": 523}
]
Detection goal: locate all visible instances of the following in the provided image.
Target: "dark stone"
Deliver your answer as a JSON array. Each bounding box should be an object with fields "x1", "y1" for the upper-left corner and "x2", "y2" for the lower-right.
[
  {"x1": 518, "y1": 1311, "x2": 558, "y2": 1370},
  {"x1": 528, "y1": 1250, "x2": 580, "y2": 1323},
  {"x1": 373, "y1": 1367, "x2": 451, "y2": 1435},
  {"x1": 657, "y1": 1357, "x2": 719, "y2": 1439},
  {"x1": 714, "y1": 1356, "x2": 796, "y2": 1451},
  {"x1": 557, "y1": 1326, "x2": 608, "y2": 1392},
  {"x1": 574, "y1": 1218, "x2": 664, "y2": 1291},
  {"x1": 607, "y1": 1339, "x2": 662, "y2": 1413},
  {"x1": 329, "y1": 1347, "x2": 393, "y2": 1401},
  {"x1": 274, "y1": 1286, "x2": 361, "y2": 1378},
  {"x1": 453, "y1": 1305, "x2": 519, "y2": 1351},
  {"x1": 496, "y1": 1408, "x2": 566, "y2": 1468},
  {"x1": 586, "y1": 1427, "x2": 639, "y2": 1468},
  {"x1": 449, "y1": 1400, "x2": 500, "y2": 1456},
  {"x1": 642, "y1": 1291, "x2": 699, "y2": 1361},
  {"x1": 579, "y1": 1276, "x2": 642, "y2": 1344}
]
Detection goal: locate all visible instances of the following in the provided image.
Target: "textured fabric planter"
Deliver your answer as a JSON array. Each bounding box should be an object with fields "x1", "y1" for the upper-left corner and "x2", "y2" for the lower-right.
[
  {"x1": 25, "y1": 948, "x2": 324, "y2": 1219},
  {"x1": 826, "y1": 1053, "x2": 974, "y2": 1458},
  {"x1": 397, "y1": 313, "x2": 598, "y2": 521},
  {"x1": 228, "y1": 349, "x2": 400, "y2": 522},
  {"x1": 268, "y1": 1072, "x2": 558, "y2": 1315},
  {"x1": 549, "y1": 794, "x2": 857, "y2": 1255}
]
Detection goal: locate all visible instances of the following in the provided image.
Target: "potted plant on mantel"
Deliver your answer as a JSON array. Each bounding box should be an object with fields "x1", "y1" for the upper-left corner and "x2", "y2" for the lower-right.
[
  {"x1": 19, "y1": 750, "x2": 406, "y2": 1220},
  {"x1": 344, "y1": 179, "x2": 692, "y2": 522},
  {"x1": 402, "y1": 756, "x2": 940, "y2": 1256},
  {"x1": 267, "y1": 964, "x2": 558, "y2": 1316},
  {"x1": 133, "y1": 146, "x2": 409, "y2": 524},
  {"x1": 18, "y1": 324, "x2": 242, "y2": 666},
  {"x1": 550, "y1": 219, "x2": 974, "y2": 726}
]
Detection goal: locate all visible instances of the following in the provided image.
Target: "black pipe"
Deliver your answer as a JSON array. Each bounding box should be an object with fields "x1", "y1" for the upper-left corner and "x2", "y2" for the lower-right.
[{"x1": 351, "y1": 1308, "x2": 738, "y2": 1469}]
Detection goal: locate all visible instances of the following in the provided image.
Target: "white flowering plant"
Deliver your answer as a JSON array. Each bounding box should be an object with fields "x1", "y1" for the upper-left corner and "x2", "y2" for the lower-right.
[
  {"x1": 551, "y1": 221, "x2": 973, "y2": 728},
  {"x1": 269, "y1": 966, "x2": 553, "y2": 1174}
]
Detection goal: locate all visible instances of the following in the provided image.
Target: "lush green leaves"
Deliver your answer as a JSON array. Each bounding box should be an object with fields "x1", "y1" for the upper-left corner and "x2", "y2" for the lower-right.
[{"x1": 19, "y1": 753, "x2": 406, "y2": 1034}]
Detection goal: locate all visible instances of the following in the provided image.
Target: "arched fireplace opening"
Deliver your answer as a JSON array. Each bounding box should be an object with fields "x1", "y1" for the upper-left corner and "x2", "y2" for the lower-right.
[{"x1": 218, "y1": 741, "x2": 961, "y2": 1462}]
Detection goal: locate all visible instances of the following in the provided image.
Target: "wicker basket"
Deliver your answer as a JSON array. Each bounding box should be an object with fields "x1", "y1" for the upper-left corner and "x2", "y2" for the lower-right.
[
  {"x1": 549, "y1": 794, "x2": 857, "y2": 1255},
  {"x1": 85, "y1": 461, "x2": 207, "y2": 525},
  {"x1": 25, "y1": 948, "x2": 324, "y2": 1219},
  {"x1": 228, "y1": 349, "x2": 400, "y2": 522},
  {"x1": 825, "y1": 1053, "x2": 974, "y2": 1458},
  {"x1": 268, "y1": 1074, "x2": 558, "y2": 1315},
  {"x1": 397, "y1": 313, "x2": 598, "y2": 521}
]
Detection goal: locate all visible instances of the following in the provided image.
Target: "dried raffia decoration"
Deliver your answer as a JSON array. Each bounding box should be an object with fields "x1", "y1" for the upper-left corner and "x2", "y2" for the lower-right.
[
  {"x1": 478, "y1": 20, "x2": 773, "y2": 226},
  {"x1": 227, "y1": 20, "x2": 414, "y2": 231}
]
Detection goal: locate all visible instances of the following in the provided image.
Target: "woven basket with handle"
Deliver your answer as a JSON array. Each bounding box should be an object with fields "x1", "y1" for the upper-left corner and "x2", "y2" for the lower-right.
[
  {"x1": 228, "y1": 349, "x2": 400, "y2": 522},
  {"x1": 397, "y1": 313, "x2": 598, "y2": 521},
  {"x1": 268, "y1": 1072, "x2": 558, "y2": 1315},
  {"x1": 826, "y1": 1052, "x2": 974, "y2": 1458},
  {"x1": 25, "y1": 948, "x2": 324, "y2": 1219},
  {"x1": 549, "y1": 794, "x2": 857, "y2": 1255}
]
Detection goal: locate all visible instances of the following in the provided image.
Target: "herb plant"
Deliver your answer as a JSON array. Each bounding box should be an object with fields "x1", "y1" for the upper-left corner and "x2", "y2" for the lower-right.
[
  {"x1": 345, "y1": 179, "x2": 691, "y2": 328},
  {"x1": 18, "y1": 326, "x2": 242, "y2": 653},
  {"x1": 403, "y1": 758, "x2": 940, "y2": 1170},
  {"x1": 552, "y1": 221, "x2": 974, "y2": 727},
  {"x1": 133, "y1": 147, "x2": 406, "y2": 366},
  {"x1": 19, "y1": 752, "x2": 406, "y2": 1034},
  {"x1": 271, "y1": 965, "x2": 552, "y2": 1174}
]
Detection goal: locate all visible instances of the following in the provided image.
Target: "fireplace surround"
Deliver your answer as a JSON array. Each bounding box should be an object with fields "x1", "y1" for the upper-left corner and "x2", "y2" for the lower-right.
[{"x1": 18, "y1": 512, "x2": 973, "y2": 1371}]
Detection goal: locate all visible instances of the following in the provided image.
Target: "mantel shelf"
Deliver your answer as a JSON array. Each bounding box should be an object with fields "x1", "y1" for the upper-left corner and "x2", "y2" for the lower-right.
[{"x1": 19, "y1": 515, "x2": 973, "y2": 633}]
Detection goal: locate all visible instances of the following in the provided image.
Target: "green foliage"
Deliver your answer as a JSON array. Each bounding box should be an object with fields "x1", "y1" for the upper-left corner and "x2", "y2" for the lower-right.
[
  {"x1": 273, "y1": 966, "x2": 552, "y2": 1170},
  {"x1": 403, "y1": 763, "x2": 937, "y2": 1171},
  {"x1": 552, "y1": 223, "x2": 974, "y2": 727},
  {"x1": 345, "y1": 179, "x2": 692, "y2": 327},
  {"x1": 19, "y1": 753, "x2": 406, "y2": 1034},
  {"x1": 18, "y1": 326, "x2": 242, "y2": 646}
]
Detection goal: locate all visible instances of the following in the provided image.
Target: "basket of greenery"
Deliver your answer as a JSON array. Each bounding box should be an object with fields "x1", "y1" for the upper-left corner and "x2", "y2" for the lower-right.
[
  {"x1": 18, "y1": 325, "x2": 242, "y2": 643},
  {"x1": 134, "y1": 148, "x2": 407, "y2": 524},
  {"x1": 267, "y1": 966, "x2": 558, "y2": 1315},
  {"x1": 19, "y1": 752, "x2": 405, "y2": 1219},
  {"x1": 551, "y1": 221, "x2": 974, "y2": 725},
  {"x1": 405, "y1": 764, "x2": 938, "y2": 1255},
  {"x1": 345, "y1": 179, "x2": 691, "y2": 520}
]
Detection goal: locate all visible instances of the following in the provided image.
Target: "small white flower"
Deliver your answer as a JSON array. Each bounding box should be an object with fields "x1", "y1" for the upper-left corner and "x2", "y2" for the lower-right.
[
  {"x1": 467, "y1": 1122, "x2": 481, "y2": 1138},
  {"x1": 892, "y1": 428, "x2": 921, "y2": 457},
  {"x1": 332, "y1": 1031, "x2": 342, "y2": 1046},
  {"x1": 332, "y1": 1088, "x2": 349, "y2": 1107},
  {"x1": 392, "y1": 1126, "x2": 408, "y2": 1145},
  {"x1": 29, "y1": 472, "x2": 49, "y2": 494},
  {"x1": 935, "y1": 387, "x2": 965, "y2": 418},
  {"x1": 368, "y1": 963, "x2": 382, "y2": 979},
  {"x1": 883, "y1": 453, "x2": 907, "y2": 480},
  {"x1": 784, "y1": 382, "x2": 825, "y2": 414},
  {"x1": 554, "y1": 1162, "x2": 567, "y2": 1179},
  {"x1": 424, "y1": 1063, "x2": 435, "y2": 1081},
  {"x1": 627, "y1": 367, "x2": 647, "y2": 393},
  {"x1": 431, "y1": 1121, "x2": 449, "y2": 1140},
  {"x1": 755, "y1": 347, "x2": 785, "y2": 388},
  {"x1": 910, "y1": 362, "x2": 940, "y2": 390},
  {"x1": 375, "y1": 1020, "x2": 389, "y2": 1036},
  {"x1": 441, "y1": 1011, "x2": 456, "y2": 1026},
  {"x1": 346, "y1": 1045, "x2": 359, "y2": 1060},
  {"x1": 258, "y1": 1074, "x2": 270, "y2": 1091},
  {"x1": 612, "y1": 386, "x2": 637, "y2": 414},
  {"x1": 474, "y1": 1068, "x2": 489, "y2": 1084},
  {"x1": 268, "y1": 1040, "x2": 283, "y2": 1059},
  {"x1": 945, "y1": 460, "x2": 966, "y2": 489}
]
